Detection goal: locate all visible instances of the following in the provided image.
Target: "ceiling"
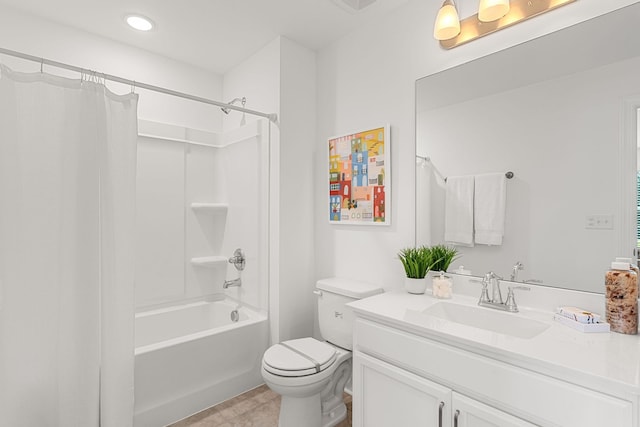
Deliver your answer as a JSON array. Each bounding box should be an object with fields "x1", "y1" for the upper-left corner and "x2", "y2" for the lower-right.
[{"x1": 0, "y1": 0, "x2": 410, "y2": 74}]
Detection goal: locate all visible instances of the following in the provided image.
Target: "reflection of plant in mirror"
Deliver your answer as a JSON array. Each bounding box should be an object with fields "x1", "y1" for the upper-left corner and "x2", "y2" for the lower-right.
[{"x1": 428, "y1": 244, "x2": 459, "y2": 273}]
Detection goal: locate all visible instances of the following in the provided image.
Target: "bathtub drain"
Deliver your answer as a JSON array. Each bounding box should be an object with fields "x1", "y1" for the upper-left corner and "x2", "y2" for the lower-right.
[{"x1": 230, "y1": 309, "x2": 239, "y2": 322}]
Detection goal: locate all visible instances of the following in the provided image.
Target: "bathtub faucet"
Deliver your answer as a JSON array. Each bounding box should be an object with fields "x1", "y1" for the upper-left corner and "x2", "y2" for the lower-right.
[{"x1": 223, "y1": 278, "x2": 242, "y2": 289}]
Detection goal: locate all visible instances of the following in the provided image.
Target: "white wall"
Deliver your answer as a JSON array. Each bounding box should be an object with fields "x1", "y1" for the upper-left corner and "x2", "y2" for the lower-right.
[
  {"x1": 222, "y1": 38, "x2": 281, "y2": 131},
  {"x1": 315, "y1": 0, "x2": 640, "y2": 292},
  {"x1": 0, "y1": 5, "x2": 223, "y2": 132},
  {"x1": 278, "y1": 38, "x2": 317, "y2": 341},
  {"x1": 223, "y1": 37, "x2": 316, "y2": 343}
]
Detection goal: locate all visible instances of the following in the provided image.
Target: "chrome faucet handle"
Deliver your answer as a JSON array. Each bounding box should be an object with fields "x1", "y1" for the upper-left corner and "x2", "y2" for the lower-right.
[
  {"x1": 505, "y1": 285, "x2": 530, "y2": 312},
  {"x1": 228, "y1": 248, "x2": 246, "y2": 271}
]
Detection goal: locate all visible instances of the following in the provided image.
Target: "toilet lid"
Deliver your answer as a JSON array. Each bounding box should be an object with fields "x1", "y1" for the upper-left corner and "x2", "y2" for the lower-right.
[{"x1": 263, "y1": 337, "x2": 337, "y2": 377}]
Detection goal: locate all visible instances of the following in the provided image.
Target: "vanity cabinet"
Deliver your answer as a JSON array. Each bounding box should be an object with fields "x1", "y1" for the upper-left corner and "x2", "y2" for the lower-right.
[
  {"x1": 352, "y1": 317, "x2": 634, "y2": 427},
  {"x1": 354, "y1": 351, "x2": 451, "y2": 426},
  {"x1": 451, "y1": 392, "x2": 536, "y2": 427},
  {"x1": 354, "y1": 352, "x2": 534, "y2": 427}
]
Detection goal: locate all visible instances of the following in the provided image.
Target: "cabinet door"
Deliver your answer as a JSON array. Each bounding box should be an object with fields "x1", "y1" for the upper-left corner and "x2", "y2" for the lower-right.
[
  {"x1": 353, "y1": 352, "x2": 452, "y2": 427},
  {"x1": 452, "y1": 393, "x2": 537, "y2": 427}
]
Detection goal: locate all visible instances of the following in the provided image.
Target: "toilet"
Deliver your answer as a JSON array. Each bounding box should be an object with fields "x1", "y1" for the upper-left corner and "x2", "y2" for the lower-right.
[{"x1": 261, "y1": 278, "x2": 383, "y2": 427}]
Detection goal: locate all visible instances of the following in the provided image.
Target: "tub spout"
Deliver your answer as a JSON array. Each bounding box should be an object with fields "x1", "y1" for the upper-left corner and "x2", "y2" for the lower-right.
[{"x1": 223, "y1": 278, "x2": 242, "y2": 289}]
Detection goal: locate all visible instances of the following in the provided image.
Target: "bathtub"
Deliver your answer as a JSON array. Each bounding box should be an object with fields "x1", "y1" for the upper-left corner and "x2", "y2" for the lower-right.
[{"x1": 133, "y1": 298, "x2": 269, "y2": 427}]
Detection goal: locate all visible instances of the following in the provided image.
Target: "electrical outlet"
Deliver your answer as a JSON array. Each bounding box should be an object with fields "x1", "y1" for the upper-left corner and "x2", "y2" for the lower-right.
[{"x1": 585, "y1": 214, "x2": 614, "y2": 229}]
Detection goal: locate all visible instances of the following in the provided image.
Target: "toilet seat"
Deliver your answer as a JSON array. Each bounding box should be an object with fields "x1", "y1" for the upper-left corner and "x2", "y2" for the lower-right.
[{"x1": 263, "y1": 337, "x2": 337, "y2": 377}]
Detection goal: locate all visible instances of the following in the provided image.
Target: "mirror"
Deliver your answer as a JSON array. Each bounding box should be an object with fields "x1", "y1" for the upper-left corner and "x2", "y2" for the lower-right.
[{"x1": 416, "y1": 4, "x2": 640, "y2": 293}]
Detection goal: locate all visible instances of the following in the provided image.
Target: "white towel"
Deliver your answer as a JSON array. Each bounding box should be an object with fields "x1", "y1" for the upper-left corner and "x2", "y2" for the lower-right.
[
  {"x1": 444, "y1": 175, "x2": 475, "y2": 247},
  {"x1": 474, "y1": 173, "x2": 506, "y2": 245}
]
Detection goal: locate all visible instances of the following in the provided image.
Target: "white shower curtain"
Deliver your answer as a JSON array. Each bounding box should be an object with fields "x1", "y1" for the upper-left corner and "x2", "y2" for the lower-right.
[{"x1": 0, "y1": 64, "x2": 138, "y2": 427}]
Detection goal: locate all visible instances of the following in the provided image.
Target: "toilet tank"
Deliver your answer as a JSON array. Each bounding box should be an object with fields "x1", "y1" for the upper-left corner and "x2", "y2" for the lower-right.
[{"x1": 316, "y1": 278, "x2": 383, "y2": 350}]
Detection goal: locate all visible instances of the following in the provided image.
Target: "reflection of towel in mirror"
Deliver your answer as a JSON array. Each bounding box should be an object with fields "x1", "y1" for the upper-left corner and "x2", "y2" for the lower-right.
[
  {"x1": 444, "y1": 175, "x2": 474, "y2": 247},
  {"x1": 474, "y1": 173, "x2": 506, "y2": 245}
]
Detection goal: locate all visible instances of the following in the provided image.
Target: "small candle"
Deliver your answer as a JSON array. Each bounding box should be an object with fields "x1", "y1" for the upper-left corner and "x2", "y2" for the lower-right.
[{"x1": 432, "y1": 272, "x2": 453, "y2": 299}]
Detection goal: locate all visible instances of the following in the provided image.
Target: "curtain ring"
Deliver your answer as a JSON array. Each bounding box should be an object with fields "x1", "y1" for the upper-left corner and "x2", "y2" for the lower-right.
[
  {"x1": 40, "y1": 58, "x2": 44, "y2": 73},
  {"x1": 130, "y1": 80, "x2": 136, "y2": 94}
]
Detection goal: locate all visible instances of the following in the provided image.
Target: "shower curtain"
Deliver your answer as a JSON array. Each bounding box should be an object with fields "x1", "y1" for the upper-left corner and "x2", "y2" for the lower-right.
[{"x1": 0, "y1": 64, "x2": 138, "y2": 427}]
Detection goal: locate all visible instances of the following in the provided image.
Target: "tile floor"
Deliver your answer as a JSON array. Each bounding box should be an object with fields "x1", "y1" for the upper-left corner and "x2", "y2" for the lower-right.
[{"x1": 169, "y1": 384, "x2": 352, "y2": 427}]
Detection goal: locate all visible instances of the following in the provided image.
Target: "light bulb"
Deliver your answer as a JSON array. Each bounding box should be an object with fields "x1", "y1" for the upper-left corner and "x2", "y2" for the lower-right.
[
  {"x1": 434, "y1": 0, "x2": 460, "y2": 41},
  {"x1": 478, "y1": 0, "x2": 510, "y2": 22},
  {"x1": 126, "y1": 15, "x2": 154, "y2": 32}
]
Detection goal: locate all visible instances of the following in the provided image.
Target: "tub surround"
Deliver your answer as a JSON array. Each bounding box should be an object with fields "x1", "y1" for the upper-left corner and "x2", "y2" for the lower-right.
[{"x1": 348, "y1": 275, "x2": 640, "y2": 426}]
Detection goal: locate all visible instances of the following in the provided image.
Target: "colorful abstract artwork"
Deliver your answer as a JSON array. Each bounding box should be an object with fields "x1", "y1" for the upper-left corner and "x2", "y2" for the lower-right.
[{"x1": 328, "y1": 125, "x2": 390, "y2": 225}]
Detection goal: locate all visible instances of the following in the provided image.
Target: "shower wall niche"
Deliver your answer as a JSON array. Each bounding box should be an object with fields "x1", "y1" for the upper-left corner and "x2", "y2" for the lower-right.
[{"x1": 135, "y1": 119, "x2": 268, "y2": 312}]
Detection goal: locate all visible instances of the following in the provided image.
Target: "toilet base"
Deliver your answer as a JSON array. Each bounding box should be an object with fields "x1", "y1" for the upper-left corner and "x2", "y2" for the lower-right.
[
  {"x1": 278, "y1": 395, "x2": 347, "y2": 427},
  {"x1": 321, "y1": 401, "x2": 347, "y2": 427},
  {"x1": 265, "y1": 343, "x2": 353, "y2": 427},
  {"x1": 279, "y1": 394, "x2": 322, "y2": 427}
]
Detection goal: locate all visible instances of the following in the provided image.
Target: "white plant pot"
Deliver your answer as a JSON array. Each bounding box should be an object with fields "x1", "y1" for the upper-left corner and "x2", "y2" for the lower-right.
[{"x1": 404, "y1": 277, "x2": 427, "y2": 294}]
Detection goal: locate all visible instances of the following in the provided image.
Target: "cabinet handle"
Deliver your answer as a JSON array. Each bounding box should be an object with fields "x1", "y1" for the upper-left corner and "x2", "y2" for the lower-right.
[
  {"x1": 453, "y1": 409, "x2": 460, "y2": 427},
  {"x1": 438, "y1": 401, "x2": 445, "y2": 427}
]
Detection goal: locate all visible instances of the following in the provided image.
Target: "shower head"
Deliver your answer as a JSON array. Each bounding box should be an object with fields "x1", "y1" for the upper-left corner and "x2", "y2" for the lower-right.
[{"x1": 221, "y1": 97, "x2": 246, "y2": 114}]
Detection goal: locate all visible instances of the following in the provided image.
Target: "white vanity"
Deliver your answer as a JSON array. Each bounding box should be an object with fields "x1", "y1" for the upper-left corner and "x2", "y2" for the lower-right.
[{"x1": 348, "y1": 277, "x2": 640, "y2": 427}]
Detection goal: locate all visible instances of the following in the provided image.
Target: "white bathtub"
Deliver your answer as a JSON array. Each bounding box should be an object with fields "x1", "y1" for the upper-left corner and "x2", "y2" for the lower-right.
[{"x1": 133, "y1": 298, "x2": 269, "y2": 427}]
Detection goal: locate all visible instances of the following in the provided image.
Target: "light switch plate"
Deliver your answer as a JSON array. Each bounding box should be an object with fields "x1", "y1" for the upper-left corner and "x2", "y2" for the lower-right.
[{"x1": 585, "y1": 214, "x2": 614, "y2": 229}]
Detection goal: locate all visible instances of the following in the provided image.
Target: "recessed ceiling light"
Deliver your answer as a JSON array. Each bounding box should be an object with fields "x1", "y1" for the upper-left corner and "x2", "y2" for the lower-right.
[{"x1": 126, "y1": 15, "x2": 154, "y2": 31}]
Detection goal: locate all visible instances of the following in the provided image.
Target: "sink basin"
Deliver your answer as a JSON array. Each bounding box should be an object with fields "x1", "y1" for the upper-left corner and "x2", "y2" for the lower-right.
[{"x1": 419, "y1": 302, "x2": 550, "y2": 339}]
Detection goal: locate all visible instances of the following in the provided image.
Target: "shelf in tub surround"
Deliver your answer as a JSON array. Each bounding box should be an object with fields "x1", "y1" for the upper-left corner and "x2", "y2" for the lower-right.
[
  {"x1": 190, "y1": 256, "x2": 227, "y2": 267},
  {"x1": 190, "y1": 202, "x2": 228, "y2": 213}
]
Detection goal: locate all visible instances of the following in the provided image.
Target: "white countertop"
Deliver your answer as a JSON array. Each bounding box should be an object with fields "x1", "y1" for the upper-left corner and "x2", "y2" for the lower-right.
[{"x1": 348, "y1": 288, "x2": 640, "y2": 399}]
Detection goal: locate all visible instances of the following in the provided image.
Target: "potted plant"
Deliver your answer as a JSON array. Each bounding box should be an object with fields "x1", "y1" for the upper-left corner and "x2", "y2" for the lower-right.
[
  {"x1": 428, "y1": 244, "x2": 459, "y2": 273},
  {"x1": 398, "y1": 246, "x2": 434, "y2": 294}
]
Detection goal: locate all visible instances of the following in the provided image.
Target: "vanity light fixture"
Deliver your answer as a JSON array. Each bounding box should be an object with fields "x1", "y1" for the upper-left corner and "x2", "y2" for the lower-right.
[
  {"x1": 433, "y1": 0, "x2": 461, "y2": 41},
  {"x1": 434, "y1": 0, "x2": 576, "y2": 49},
  {"x1": 478, "y1": 0, "x2": 510, "y2": 22},
  {"x1": 126, "y1": 14, "x2": 154, "y2": 32}
]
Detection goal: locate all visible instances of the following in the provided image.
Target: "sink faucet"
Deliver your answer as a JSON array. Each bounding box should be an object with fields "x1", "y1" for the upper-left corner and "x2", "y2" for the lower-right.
[
  {"x1": 486, "y1": 271, "x2": 503, "y2": 304},
  {"x1": 478, "y1": 271, "x2": 530, "y2": 312},
  {"x1": 223, "y1": 278, "x2": 242, "y2": 289},
  {"x1": 510, "y1": 261, "x2": 524, "y2": 282}
]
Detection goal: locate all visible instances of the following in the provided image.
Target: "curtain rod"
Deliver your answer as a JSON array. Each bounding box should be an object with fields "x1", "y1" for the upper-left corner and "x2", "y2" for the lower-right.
[
  {"x1": 416, "y1": 155, "x2": 514, "y2": 182},
  {"x1": 0, "y1": 47, "x2": 278, "y2": 123}
]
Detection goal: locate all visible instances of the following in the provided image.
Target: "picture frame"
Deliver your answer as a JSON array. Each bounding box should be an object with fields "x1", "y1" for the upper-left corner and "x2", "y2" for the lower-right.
[{"x1": 328, "y1": 124, "x2": 390, "y2": 225}]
